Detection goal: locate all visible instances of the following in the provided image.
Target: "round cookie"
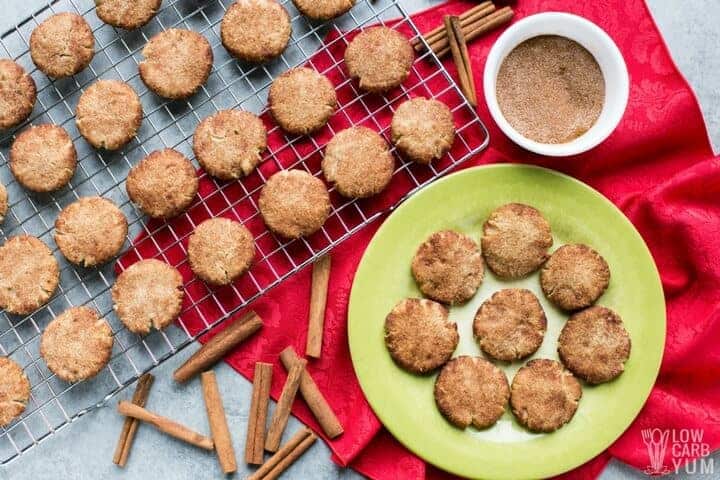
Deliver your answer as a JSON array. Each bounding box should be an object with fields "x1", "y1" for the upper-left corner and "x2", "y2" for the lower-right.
[
  {"x1": 321, "y1": 126, "x2": 394, "y2": 198},
  {"x1": 268, "y1": 68, "x2": 337, "y2": 135},
  {"x1": 259, "y1": 169, "x2": 331, "y2": 239},
  {"x1": 221, "y1": 0, "x2": 291, "y2": 63},
  {"x1": 188, "y1": 218, "x2": 255, "y2": 286},
  {"x1": 76, "y1": 80, "x2": 142, "y2": 150},
  {"x1": 54, "y1": 196, "x2": 128, "y2": 267},
  {"x1": 0, "y1": 59, "x2": 36, "y2": 129},
  {"x1": 0, "y1": 357, "x2": 31, "y2": 427},
  {"x1": 411, "y1": 230, "x2": 483, "y2": 305},
  {"x1": 473, "y1": 288, "x2": 546, "y2": 362},
  {"x1": 344, "y1": 27, "x2": 414, "y2": 93},
  {"x1": 558, "y1": 306, "x2": 631, "y2": 384},
  {"x1": 40, "y1": 306, "x2": 113, "y2": 382},
  {"x1": 139, "y1": 29, "x2": 213, "y2": 100},
  {"x1": 127, "y1": 149, "x2": 198, "y2": 219},
  {"x1": 291, "y1": 0, "x2": 354, "y2": 20},
  {"x1": 384, "y1": 298, "x2": 458, "y2": 374},
  {"x1": 0, "y1": 235, "x2": 59, "y2": 315},
  {"x1": 193, "y1": 110, "x2": 267, "y2": 181},
  {"x1": 0, "y1": 183, "x2": 7, "y2": 224},
  {"x1": 391, "y1": 97, "x2": 455, "y2": 164},
  {"x1": 434, "y1": 356, "x2": 510, "y2": 429},
  {"x1": 30, "y1": 12, "x2": 94, "y2": 78},
  {"x1": 112, "y1": 259, "x2": 184, "y2": 335},
  {"x1": 10, "y1": 124, "x2": 77, "y2": 192},
  {"x1": 540, "y1": 244, "x2": 610, "y2": 311},
  {"x1": 481, "y1": 203, "x2": 553, "y2": 279},
  {"x1": 95, "y1": 0, "x2": 161, "y2": 29},
  {"x1": 510, "y1": 358, "x2": 582, "y2": 433}
]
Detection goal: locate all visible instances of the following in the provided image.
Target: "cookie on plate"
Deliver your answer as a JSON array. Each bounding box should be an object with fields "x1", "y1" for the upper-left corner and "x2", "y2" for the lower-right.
[
  {"x1": 540, "y1": 244, "x2": 610, "y2": 311},
  {"x1": 10, "y1": 124, "x2": 77, "y2": 192},
  {"x1": 139, "y1": 29, "x2": 213, "y2": 100},
  {"x1": 76, "y1": 80, "x2": 143, "y2": 150},
  {"x1": 434, "y1": 356, "x2": 510, "y2": 429},
  {"x1": 510, "y1": 358, "x2": 582, "y2": 433},
  {"x1": 411, "y1": 230, "x2": 483, "y2": 305},
  {"x1": 291, "y1": 0, "x2": 354, "y2": 20},
  {"x1": 344, "y1": 27, "x2": 414, "y2": 93},
  {"x1": 0, "y1": 59, "x2": 36, "y2": 130},
  {"x1": 391, "y1": 98, "x2": 455, "y2": 164},
  {"x1": 30, "y1": 12, "x2": 94, "y2": 78},
  {"x1": 268, "y1": 68, "x2": 337, "y2": 135},
  {"x1": 221, "y1": 0, "x2": 291, "y2": 63},
  {"x1": 0, "y1": 183, "x2": 7, "y2": 224},
  {"x1": 54, "y1": 196, "x2": 128, "y2": 267},
  {"x1": 188, "y1": 218, "x2": 255, "y2": 286},
  {"x1": 384, "y1": 298, "x2": 458, "y2": 374},
  {"x1": 0, "y1": 235, "x2": 59, "y2": 315},
  {"x1": 473, "y1": 288, "x2": 546, "y2": 362},
  {"x1": 112, "y1": 259, "x2": 184, "y2": 335},
  {"x1": 0, "y1": 357, "x2": 31, "y2": 427},
  {"x1": 321, "y1": 126, "x2": 394, "y2": 198},
  {"x1": 95, "y1": 0, "x2": 161, "y2": 29}
]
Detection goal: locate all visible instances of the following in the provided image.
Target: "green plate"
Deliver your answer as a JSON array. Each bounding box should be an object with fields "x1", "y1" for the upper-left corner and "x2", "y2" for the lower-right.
[{"x1": 348, "y1": 164, "x2": 665, "y2": 480}]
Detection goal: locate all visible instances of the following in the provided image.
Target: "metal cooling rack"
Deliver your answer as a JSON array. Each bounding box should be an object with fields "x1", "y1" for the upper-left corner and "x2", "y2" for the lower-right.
[{"x1": 0, "y1": 0, "x2": 489, "y2": 464}]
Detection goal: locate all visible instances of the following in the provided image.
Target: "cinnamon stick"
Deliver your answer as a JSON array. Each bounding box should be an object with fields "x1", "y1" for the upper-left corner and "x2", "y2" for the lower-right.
[
  {"x1": 174, "y1": 311, "x2": 263, "y2": 383},
  {"x1": 117, "y1": 401, "x2": 214, "y2": 451},
  {"x1": 245, "y1": 362, "x2": 273, "y2": 465},
  {"x1": 201, "y1": 371, "x2": 237, "y2": 474},
  {"x1": 435, "y1": 7, "x2": 514, "y2": 58},
  {"x1": 113, "y1": 373, "x2": 154, "y2": 467},
  {"x1": 248, "y1": 428, "x2": 317, "y2": 480},
  {"x1": 306, "y1": 255, "x2": 331, "y2": 359},
  {"x1": 279, "y1": 347, "x2": 343, "y2": 439},
  {"x1": 264, "y1": 357, "x2": 306, "y2": 452},
  {"x1": 444, "y1": 16, "x2": 476, "y2": 107},
  {"x1": 412, "y1": 1, "x2": 495, "y2": 51},
  {"x1": 450, "y1": 16, "x2": 478, "y2": 106}
]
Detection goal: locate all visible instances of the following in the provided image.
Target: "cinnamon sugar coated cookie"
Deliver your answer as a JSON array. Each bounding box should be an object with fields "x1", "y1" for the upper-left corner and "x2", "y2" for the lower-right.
[
  {"x1": 291, "y1": 0, "x2": 354, "y2": 20},
  {"x1": 391, "y1": 98, "x2": 455, "y2": 164},
  {"x1": 0, "y1": 357, "x2": 31, "y2": 427},
  {"x1": 54, "y1": 197, "x2": 128, "y2": 267},
  {"x1": 30, "y1": 13, "x2": 94, "y2": 78},
  {"x1": 0, "y1": 59, "x2": 36, "y2": 129},
  {"x1": 540, "y1": 244, "x2": 610, "y2": 311},
  {"x1": 259, "y1": 170, "x2": 331, "y2": 239},
  {"x1": 268, "y1": 68, "x2": 337, "y2": 135},
  {"x1": 510, "y1": 359, "x2": 582, "y2": 433},
  {"x1": 76, "y1": 80, "x2": 143, "y2": 150},
  {"x1": 10, "y1": 124, "x2": 77, "y2": 192},
  {"x1": 193, "y1": 110, "x2": 267, "y2": 180},
  {"x1": 0, "y1": 236, "x2": 59, "y2": 315},
  {"x1": 473, "y1": 288, "x2": 546, "y2": 361},
  {"x1": 188, "y1": 218, "x2": 255, "y2": 286},
  {"x1": 558, "y1": 306, "x2": 631, "y2": 384},
  {"x1": 139, "y1": 29, "x2": 213, "y2": 99},
  {"x1": 0, "y1": 183, "x2": 7, "y2": 224},
  {"x1": 411, "y1": 230, "x2": 483, "y2": 305},
  {"x1": 127, "y1": 149, "x2": 198, "y2": 219},
  {"x1": 384, "y1": 298, "x2": 458, "y2": 374},
  {"x1": 434, "y1": 356, "x2": 510, "y2": 429},
  {"x1": 95, "y1": 0, "x2": 161, "y2": 29},
  {"x1": 481, "y1": 203, "x2": 553, "y2": 279},
  {"x1": 345, "y1": 27, "x2": 414, "y2": 93},
  {"x1": 112, "y1": 259, "x2": 185, "y2": 335},
  {"x1": 40, "y1": 307, "x2": 113, "y2": 382},
  {"x1": 221, "y1": 0, "x2": 291, "y2": 63},
  {"x1": 321, "y1": 126, "x2": 394, "y2": 198}
]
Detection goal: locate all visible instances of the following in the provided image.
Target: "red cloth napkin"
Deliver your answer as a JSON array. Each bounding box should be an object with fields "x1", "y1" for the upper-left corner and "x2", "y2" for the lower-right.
[{"x1": 118, "y1": 0, "x2": 720, "y2": 478}]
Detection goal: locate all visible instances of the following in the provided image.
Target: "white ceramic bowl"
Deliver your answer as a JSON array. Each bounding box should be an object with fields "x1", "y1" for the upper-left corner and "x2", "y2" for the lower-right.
[{"x1": 483, "y1": 12, "x2": 629, "y2": 156}]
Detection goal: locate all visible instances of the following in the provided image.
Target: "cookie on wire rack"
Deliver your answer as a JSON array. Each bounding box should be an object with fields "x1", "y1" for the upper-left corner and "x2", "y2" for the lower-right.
[
  {"x1": 291, "y1": 0, "x2": 354, "y2": 20},
  {"x1": 76, "y1": 80, "x2": 143, "y2": 150},
  {"x1": 391, "y1": 97, "x2": 456, "y2": 164},
  {"x1": 0, "y1": 357, "x2": 31, "y2": 427},
  {"x1": 220, "y1": 0, "x2": 291, "y2": 63},
  {"x1": 344, "y1": 26, "x2": 414, "y2": 93},
  {"x1": 95, "y1": 0, "x2": 162, "y2": 30},
  {"x1": 268, "y1": 67, "x2": 337, "y2": 135},
  {"x1": 0, "y1": 183, "x2": 7, "y2": 224},
  {"x1": 188, "y1": 218, "x2": 256, "y2": 286},
  {"x1": 30, "y1": 12, "x2": 94, "y2": 78},
  {"x1": 10, "y1": 124, "x2": 77, "y2": 193},
  {"x1": 0, "y1": 59, "x2": 36, "y2": 130}
]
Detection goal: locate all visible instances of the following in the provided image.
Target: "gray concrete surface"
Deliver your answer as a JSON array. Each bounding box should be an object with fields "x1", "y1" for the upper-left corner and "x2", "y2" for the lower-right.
[{"x1": 1, "y1": 1, "x2": 718, "y2": 479}]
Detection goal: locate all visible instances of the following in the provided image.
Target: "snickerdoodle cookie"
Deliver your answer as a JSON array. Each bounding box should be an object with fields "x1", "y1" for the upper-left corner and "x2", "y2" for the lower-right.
[
  {"x1": 411, "y1": 230, "x2": 483, "y2": 305},
  {"x1": 345, "y1": 27, "x2": 414, "y2": 93},
  {"x1": 0, "y1": 357, "x2": 30, "y2": 427},
  {"x1": 40, "y1": 306, "x2": 114, "y2": 382},
  {"x1": 268, "y1": 68, "x2": 337, "y2": 135},
  {"x1": 30, "y1": 13, "x2": 94, "y2": 78},
  {"x1": 139, "y1": 29, "x2": 213, "y2": 100},
  {"x1": 54, "y1": 197, "x2": 128, "y2": 267},
  {"x1": 510, "y1": 358, "x2": 582, "y2": 433},
  {"x1": 188, "y1": 218, "x2": 255, "y2": 286},
  {"x1": 391, "y1": 98, "x2": 455, "y2": 164},
  {"x1": 434, "y1": 356, "x2": 510, "y2": 430},
  {"x1": 10, "y1": 124, "x2": 76, "y2": 192},
  {"x1": 473, "y1": 288, "x2": 546, "y2": 362},
  {"x1": 321, "y1": 126, "x2": 394, "y2": 198},
  {"x1": 126, "y1": 149, "x2": 198, "y2": 219},
  {"x1": 0, "y1": 59, "x2": 36, "y2": 129},
  {"x1": 0, "y1": 236, "x2": 59, "y2": 315},
  {"x1": 112, "y1": 259, "x2": 184, "y2": 335},
  {"x1": 95, "y1": 0, "x2": 162, "y2": 29},
  {"x1": 384, "y1": 298, "x2": 458, "y2": 374},
  {"x1": 0, "y1": 183, "x2": 7, "y2": 224},
  {"x1": 291, "y1": 0, "x2": 354, "y2": 20},
  {"x1": 481, "y1": 203, "x2": 553, "y2": 279},
  {"x1": 193, "y1": 110, "x2": 267, "y2": 181},
  {"x1": 540, "y1": 244, "x2": 610, "y2": 311},
  {"x1": 221, "y1": 0, "x2": 291, "y2": 63},
  {"x1": 76, "y1": 80, "x2": 142, "y2": 150},
  {"x1": 558, "y1": 306, "x2": 631, "y2": 384},
  {"x1": 259, "y1": 170, "x2": 331, "y2": 239}
]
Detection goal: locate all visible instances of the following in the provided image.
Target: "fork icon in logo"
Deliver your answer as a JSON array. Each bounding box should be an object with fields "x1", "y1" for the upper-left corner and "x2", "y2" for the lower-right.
[{"x1": 642, "y1": 428, "x2": 671, "y2": 475}]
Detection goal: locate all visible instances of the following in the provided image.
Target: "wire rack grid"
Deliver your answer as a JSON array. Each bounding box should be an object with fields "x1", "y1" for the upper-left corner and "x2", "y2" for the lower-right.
[{"x1": 0, "y1": 0, "x2": 489, "y2": 464}]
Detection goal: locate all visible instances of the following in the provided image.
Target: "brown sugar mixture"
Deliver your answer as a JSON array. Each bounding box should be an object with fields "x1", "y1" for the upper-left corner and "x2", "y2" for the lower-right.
[{"x1": 496, "y1": 35, "x2": 605, "y2": 144}]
